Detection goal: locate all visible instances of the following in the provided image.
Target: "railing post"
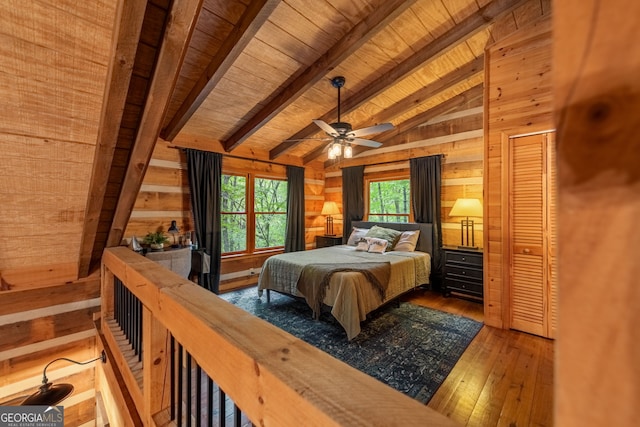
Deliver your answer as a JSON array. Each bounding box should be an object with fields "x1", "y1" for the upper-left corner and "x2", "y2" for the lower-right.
[
  {"x1": 101, "y1": 264, "x2": 115, "y2": 323},
  {"x1": 143, "y1": 305, "x2": 171, "y2": 426}
]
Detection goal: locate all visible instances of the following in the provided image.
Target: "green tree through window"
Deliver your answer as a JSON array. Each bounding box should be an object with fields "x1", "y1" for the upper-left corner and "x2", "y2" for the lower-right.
[
  {"x1": 221, "y1": 174, "x2": 287, "y2": 254},
  {"x1": 254, "y1": 177, "x2": 287, "y2": 249},
  {"x1": 368, "y1": 178, "x2": 410, "y2": 222}
]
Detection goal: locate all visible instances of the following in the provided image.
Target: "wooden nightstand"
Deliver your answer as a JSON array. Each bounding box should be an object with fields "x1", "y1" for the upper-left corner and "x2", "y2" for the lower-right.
[
  {"x1": 316, "y1": 235, "x2": 343, "y2": 248},
  {"x1": 443, "y1": 247, "x2": 483, "y2": 301}
]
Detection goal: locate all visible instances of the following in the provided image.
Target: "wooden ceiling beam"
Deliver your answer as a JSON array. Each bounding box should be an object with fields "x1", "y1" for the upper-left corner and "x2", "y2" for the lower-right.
[
  {"x1": 375, "y1": 84, "x2": 485, "y2": 146},
  {"x1": 302, "y1": 56, "x2": 484, "y2": 164},
  {"x1": 160, "y1": 0, "x2": 280, "y2": 142},
  {"x1": 281, "y1": 0, "x2": 526, "y2": 161},
  {"x1": 321, "y1": 84, "x2": 484, "y2": 168},
  {"x1": 77, "y1": 0, "x2": 148, "y2": 277},
  {"x1": 107, "y1": 0, "x2": 203, "y2": 247},
  {"x1": 221, "y1": 0, "x2": 416, "y2": 154}
]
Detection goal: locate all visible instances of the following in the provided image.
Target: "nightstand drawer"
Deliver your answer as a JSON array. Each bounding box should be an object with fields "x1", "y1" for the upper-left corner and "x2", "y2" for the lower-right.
[
  {"x1": 445, "y1": 251, "x2": 482, "y2": 267},
  {"x1": 445, "y1": 278, "x2": 483, "y2": 297},
  {"x1": 445, "y1": 265, "x2": 483, "y2": 281}
]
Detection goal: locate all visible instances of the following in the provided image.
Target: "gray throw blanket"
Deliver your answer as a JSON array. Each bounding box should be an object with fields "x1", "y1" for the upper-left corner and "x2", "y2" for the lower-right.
[{"x1": 297, "y1": 262, "x2": 391, "y2": 319}]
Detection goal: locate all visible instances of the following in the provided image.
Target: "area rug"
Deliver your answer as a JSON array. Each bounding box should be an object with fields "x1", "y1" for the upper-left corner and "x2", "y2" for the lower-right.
[{"x1": 220, "y1": 287, "x2": 483, "y2": 403}]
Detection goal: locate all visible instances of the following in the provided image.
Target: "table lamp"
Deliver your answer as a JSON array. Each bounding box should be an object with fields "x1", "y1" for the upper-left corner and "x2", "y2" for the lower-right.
[
  {"x1": 321, "y1": 201, "x2": 340, "y2": 236},
  {"x1": 449, "y1": 198, "x2": 483, "y2": 249},
  {"x1": 168, "y1": 220, "x2": 180, "y2": 248}
]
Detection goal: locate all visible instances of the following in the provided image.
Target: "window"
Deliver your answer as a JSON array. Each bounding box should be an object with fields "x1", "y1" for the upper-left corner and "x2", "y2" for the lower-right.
[
  {"x1": 221, "y1": 173, "x2": 287, "y2": 254},
  {"x1": 367, "y1": 178, "x2": 410, "y2": 222}
]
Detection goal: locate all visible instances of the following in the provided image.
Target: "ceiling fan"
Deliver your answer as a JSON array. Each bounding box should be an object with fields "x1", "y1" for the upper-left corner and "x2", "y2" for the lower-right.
[{"x1": 288, "y1": 76, "x2": 394, "y2": 159}]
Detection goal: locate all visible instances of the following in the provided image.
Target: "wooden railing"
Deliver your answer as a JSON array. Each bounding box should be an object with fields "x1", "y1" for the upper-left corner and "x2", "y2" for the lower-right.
[{"x1": 99, "y1": 247, "x2": 456, "y2": 426}]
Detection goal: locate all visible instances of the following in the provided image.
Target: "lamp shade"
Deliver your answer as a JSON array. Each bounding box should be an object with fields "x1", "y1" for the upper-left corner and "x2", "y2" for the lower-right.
[
  {"x1": 321, "y1": 201, "x2": 340, "y2": 216},
  {"x1": 22, "y1": 351, "x2": 107, "y2": 406},
  {"x1": 167, "y1": 220, "x2": 179, "y2": 233},
  {"x1": 449, "y1": 198, "x2": 483, "y2": 217}
]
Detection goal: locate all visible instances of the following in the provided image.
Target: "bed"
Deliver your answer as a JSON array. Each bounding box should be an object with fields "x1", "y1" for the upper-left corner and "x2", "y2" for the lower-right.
[{"x1": 257, "y1": 221, "x2": 433, "y2": 339}]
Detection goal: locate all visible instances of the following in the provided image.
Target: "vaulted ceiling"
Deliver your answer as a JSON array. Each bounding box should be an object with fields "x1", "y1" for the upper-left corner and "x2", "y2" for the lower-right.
[
  {"x1": 161, "y1": 0, "x2": 549, "y2": 165},
  {"x1": 0, "y1": 0, "x2": 550, "y2": 280}
]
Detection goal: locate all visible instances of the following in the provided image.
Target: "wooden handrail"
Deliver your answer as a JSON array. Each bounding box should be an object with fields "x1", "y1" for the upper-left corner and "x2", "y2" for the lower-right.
[{"x1": 101, "y1": 247, "x2": 457, "y2": 426}]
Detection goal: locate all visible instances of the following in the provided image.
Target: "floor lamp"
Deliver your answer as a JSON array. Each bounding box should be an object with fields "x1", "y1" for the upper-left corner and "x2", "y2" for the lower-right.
[
  {"x1": 321, "y1": 201, "x2": 340, "y2": 236},
  {"x1": 449, "y1": 198, "x2": 483, "y2": 249}
]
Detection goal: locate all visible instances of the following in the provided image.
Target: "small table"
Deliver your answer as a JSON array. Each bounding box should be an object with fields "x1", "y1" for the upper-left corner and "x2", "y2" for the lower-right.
[
  {"x1": 316, "y1": 235, "x2": 343, "y2": 248},
  {"x1": 145, "y1": 247, "x2": 192, "y2": 278}
]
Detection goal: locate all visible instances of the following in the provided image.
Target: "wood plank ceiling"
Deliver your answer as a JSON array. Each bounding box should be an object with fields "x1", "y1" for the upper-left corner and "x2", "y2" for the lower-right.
[{"x1": 0, "y1": 0, "x2": 550, "y2": 280}]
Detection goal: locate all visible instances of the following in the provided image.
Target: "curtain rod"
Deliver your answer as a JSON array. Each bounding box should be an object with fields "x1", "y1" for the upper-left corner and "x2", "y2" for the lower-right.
[{"x1": 171, "y1": 143, "x2": 443, "y2": 170}]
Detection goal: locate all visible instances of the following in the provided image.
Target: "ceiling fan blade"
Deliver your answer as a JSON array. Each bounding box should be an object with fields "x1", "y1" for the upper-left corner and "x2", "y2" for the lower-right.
[
  {"x1": 349, "y1": 122, "x2": 394, "y2": 138},
  {"x1": 348, "y1": 137, "x2": 383, "y2": 148},
  {"x1": 313, "y1": 119, "x2": 339, "y2": 137}
]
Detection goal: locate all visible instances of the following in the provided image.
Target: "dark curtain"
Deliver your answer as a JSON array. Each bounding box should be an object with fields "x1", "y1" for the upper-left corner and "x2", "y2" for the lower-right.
[
  {"x1": 410, "y1": 155, "x2": 444, "y2": 288},
  {"x1": 341, "y1": 165, "x2": 365, "y2": 242},
  {"x1": 186, "y1": 149, "x2": 222, "y2": 294},
  {"x1": 284, "y1": 165, "x2": 305, "y2": 252}
]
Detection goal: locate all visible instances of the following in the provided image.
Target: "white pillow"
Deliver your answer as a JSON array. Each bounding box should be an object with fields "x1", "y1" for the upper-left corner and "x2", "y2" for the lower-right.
[
  {"x1": 347, "y1": 227, "x2": 370, "y2": 246},
  {"x1": 393, "y1": 230, "x2": 420, "y2": 252},
  {"x1": 366, "y1": 237, "x2": 388, "y2": 253},
  {"x1": 355, "y1": 239, "x2": 369, "y2": 251}
]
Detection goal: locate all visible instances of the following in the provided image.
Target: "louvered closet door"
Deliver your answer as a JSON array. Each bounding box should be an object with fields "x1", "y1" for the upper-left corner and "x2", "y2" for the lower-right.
[
  {"x1": 509, "y1": 132, "x2": 556, "y2": 338},
  {"x1": 547, "y1": 132, "x2": 557, "y2": 338}
]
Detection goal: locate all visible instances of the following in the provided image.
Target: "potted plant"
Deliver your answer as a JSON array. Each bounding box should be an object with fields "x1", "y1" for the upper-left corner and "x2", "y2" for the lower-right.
[{"x1": 143, "y1": 231, "x2": 169, "y2": 250}]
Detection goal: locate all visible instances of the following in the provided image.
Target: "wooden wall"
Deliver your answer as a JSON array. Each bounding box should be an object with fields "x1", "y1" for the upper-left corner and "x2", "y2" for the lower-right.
[
  {"x1": 0, "y1": 276, "x2": 101, "y2": 424},
  {"x1": 125, "y1": 139, "x2": 326, "y2": 292},
  {"x1": 553, "y1": 0, "x2": 640, "y2": 424},
  {"x1": 325, "y1": 100, "x2": 484, "y2": 249},
  {"x1": 484, "y1": 15, "x2": 553, "y2": 328}
]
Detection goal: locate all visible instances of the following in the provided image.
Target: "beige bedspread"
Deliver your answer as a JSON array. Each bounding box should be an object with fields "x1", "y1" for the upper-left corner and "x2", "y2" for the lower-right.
[{"x1": 257, "y1": 245, "x2": 431, "y2": 339}]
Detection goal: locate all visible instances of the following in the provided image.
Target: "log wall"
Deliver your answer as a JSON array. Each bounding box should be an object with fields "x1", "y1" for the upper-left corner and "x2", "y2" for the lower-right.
[
  {"x1": 124, "y1": 139, "x2": 326, "y2": 292},
  {"x1": 0, "y1": 276, "x2": 101, "y2": 425},
  {"x1": 484, "y1": 15, "x2": 553, "y2": 328},
  {"x1": 324, "y1": 102, "x2": 484, "y2": 249},
  {"x1": 553, "y1": 0, "x2": 640, "y2": 425}
]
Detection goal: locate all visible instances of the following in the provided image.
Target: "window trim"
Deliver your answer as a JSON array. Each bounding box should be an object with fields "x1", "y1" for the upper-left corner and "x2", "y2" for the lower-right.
[
  {"x1": 365, "y1": 175, "x2": 413, "y2": 223},
  {"x1": 221, "y1": 170, "x2": 287, "y2": 256}
]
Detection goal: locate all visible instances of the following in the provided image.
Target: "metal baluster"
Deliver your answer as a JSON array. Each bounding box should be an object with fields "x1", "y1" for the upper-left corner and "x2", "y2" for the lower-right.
[
  {"x1": 219, "y1": 389, "x2": 225, "y2": 427},
  {"x1": 196, "y1": 364, "x2": 202, "y2": 425},
  {"x1": 139, "y1": 298, "x2": 143, "y2": 360},
  {"x1": 131, "y1": 292, "x2": 138, "y2": 357},
  {"x1": 186, "y1": 353, "x2": 192, "y2": 426},
  {"x1": 207, "y1": 377, "x2": 213, "y2": 427},
  {"x1": 178, "y1": 344, "x2": 183, "y2": 426},
  {"x1": 170, "y1": 336, "x2": 175, "y2": 422},
  {"x1": 234, "y1": 404, "x2": 241, "y2": 427},
  {"x1": 114, "y1": 278, "x2": 120, "y2": 326}
]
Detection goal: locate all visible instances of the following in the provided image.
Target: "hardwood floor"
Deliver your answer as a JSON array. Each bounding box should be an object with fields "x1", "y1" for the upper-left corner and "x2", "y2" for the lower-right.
[{"x1": 402, "y1": 289, "x2": 554, "y2": 427}]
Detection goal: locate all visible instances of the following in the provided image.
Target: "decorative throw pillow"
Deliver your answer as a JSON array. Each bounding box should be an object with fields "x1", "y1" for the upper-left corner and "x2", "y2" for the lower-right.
[
  {"x1": 355, "y1": 238, "x2": 369, "y2": 251},
  {"x1": 393, "y1": 230, "x2": 420, "y2": 252},
  {"x1": 347, "y1": 227, "x2": 369, "y2": 246},
  {"x1": 365, "y1": 225, "x2": 402, "y2": 250},
  {"x1": 366, "y1": 237, "x2": 388, "y2": 253}
]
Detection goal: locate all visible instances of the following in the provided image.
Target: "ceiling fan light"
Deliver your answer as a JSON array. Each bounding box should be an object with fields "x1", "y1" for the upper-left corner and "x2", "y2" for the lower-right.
[
  {"x1": 344, "y1": 144, "x2": 353, "y2": 158},
  {"x1": 328, "y1": 146, "x2": 336, "y2": 159},
  {"x1": 332, "y1": 141, "x2": 342, "y2": 156}
]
